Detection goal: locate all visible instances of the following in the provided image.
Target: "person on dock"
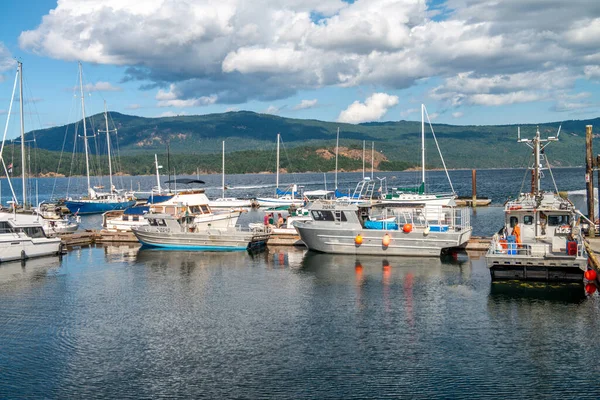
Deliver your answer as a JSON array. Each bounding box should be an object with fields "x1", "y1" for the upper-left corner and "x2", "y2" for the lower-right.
[
  {"x1": 511, "y1": 222, "x2": 521, "y2": 244},
  {"x1": 277, "y1": 213, "x2": 284, "y2": 228},
  {"x1": 263, "y1": 212, "x2": 270, "y2": 227}
]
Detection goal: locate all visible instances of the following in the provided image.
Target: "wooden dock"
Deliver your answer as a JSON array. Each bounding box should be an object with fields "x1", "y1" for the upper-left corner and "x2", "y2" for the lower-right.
[
  {"x1": 455, "y1": 198, "x2": 492, "y2": 207},
  {"x1": 59, "y1": 230, "x2": 137, "y2": 247}
]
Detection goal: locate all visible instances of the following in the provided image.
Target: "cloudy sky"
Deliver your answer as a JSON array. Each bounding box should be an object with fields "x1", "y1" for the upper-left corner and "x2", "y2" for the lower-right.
[{"x1": 1, "y1": 0, "x2": 599, "y2": 137}]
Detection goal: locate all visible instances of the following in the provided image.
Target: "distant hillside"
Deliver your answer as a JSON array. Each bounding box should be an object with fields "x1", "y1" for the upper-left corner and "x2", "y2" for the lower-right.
[{"x1": 16, "y1": 111, "x2": 600, "y2": 170}]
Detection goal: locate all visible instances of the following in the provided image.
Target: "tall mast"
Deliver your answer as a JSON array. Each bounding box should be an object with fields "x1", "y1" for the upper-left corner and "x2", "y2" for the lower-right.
[
  {"x1": 103, "y1": 101, "x2": 113, "y2": 195},
  {"x1": 18, "y1": 62, "x2": 26, "y2": 208},
  {"x1": 276, "y1": 133, "x2": 280, "y2": 191},
  {"x1": 335, "y1": 127, "x2": 339, "y2": 188},
  {"x1": 371, "y1": 142, "x2": 374, "y2": 179},
  {"x1": 362, "y1": 140, "x2": 365, "y2": 179},
  {"x1": 533, "y1": 127, "x2": 540, "y2": 196},
  {"x1": 154, "y1": 154, "x2": 161, "y2": 193},
  {"x1": 167, "y1": 141, "x2": 171, "y2": 192},
  {"x1": 79, "y1": 62, "x2": 91, "y2": 193},
  {"x1": 222, "y1": 140, "x2": 225, "y2": 198},
  {"x1": 421, "y1": 104, "x2": 425, "y2": 185}
]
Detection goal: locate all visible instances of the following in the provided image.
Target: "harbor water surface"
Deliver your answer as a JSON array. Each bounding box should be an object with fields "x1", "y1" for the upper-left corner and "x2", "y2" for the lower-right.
[{"x1": 1, "y1": 168, "x2": 600, "y2": 398}]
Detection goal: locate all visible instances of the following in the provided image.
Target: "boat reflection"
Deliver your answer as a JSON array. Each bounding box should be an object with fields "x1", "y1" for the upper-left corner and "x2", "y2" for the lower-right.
[
  {"x1": 135, "y1": 247, "x2": 252, "y2": 271},
  {"x1": 299, "y1": 251, "x2": 462, "y2": 280},
  {"x1": 0, "y1": 256, "x2": 62, "y2": 286},
  {"x1": 488, "y1": 280, "x2": 587, "y2": 304}
]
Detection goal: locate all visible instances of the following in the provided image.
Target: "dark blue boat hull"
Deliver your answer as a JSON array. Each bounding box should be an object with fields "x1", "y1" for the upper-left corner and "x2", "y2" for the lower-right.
[{"x1": 65, "y1": 200, "x2": 136, "y2": 215}]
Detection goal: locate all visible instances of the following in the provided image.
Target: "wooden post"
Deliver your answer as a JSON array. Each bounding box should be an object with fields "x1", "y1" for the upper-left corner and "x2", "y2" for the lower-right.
[
  {"x1": 471, "y1": 169, "x2": 477, "y2": 208},
  {"x1": 586, "y1": 125, "x2": 595, "y2": 237}
]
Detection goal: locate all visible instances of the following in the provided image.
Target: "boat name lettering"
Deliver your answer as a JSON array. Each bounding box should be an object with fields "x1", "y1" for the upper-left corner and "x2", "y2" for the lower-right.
[{"x1": 321, "y1": 204, "x2": 336, "y2": 209}]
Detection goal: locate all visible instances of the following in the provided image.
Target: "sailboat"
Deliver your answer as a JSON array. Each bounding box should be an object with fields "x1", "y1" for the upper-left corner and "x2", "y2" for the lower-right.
[
  {"x1": 0, "y1": 61, "x2": 61, "y2": 261},
  {"x1": 209, "y1": 141, "x2": 253, "y2": 209},
  {"x1": 256, "y1": 133, "x2": 304, "y2": 208},
  {"x1": 380, "y1": 104, "x2": 456, "y2": 208},
  {"x1": 64, "y1": 63, "x2": 136, "y2": 215}
]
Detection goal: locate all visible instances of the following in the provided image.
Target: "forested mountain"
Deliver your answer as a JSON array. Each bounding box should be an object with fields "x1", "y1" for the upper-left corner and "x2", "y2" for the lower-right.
[{"x1": 11, "y1": 111, "x2": 600, "y2": 175}]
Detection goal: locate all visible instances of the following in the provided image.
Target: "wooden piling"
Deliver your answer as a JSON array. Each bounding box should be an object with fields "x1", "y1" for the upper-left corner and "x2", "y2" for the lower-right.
[
  {"x1": 586, "y1": 125, "x2": 595, "y2": 237},
  {"x1": 471, "y1": 169, "x2": 477, "y2": 208}
]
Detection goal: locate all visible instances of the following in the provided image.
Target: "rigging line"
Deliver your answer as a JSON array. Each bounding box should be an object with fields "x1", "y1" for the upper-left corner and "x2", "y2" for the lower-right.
[
  {"x1": 0, "y1": 69, "x2": 18, "y2": 159},
  {"x1": 544, "y1": 149, "x2": 560, "y2": 194},
  {"x1": 423, "y1": 105, "x2": 455, "y2": 195},
  {"x1": 518, "y1": 152, "x2": 532, "y2": 197}
]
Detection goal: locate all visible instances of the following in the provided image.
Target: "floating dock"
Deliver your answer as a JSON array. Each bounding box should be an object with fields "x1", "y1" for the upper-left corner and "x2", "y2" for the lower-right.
[{"x1": 455, "y1": 197, "x2": 492, "y2": 207}]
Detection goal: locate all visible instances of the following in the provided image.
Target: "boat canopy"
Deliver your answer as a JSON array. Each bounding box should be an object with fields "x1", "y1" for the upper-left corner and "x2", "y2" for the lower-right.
[
  {"x1": 392, "y1": 182, "x2": 425, "y2": 195},
  {"x1": 276, "y1": 188, "x2": 297, "y2": 196},
  {"x1": 124, "y1": 206, "x2": 150, "y2": 215}
]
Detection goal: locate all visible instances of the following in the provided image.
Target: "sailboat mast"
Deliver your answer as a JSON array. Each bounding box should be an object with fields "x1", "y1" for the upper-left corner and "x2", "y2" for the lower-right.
[
  {"x1": 276, "y1": 133, "x2": 280, "y2": 190},
  {"x1": 78, "y1": 62, "x2": 91, "y2": 193},
  {"x1": 421, "y1": 104, "x2": 425, "y2": 185},
  {"x1": 371, "y1": 142, "x2": 374, "y2": 179},
  {"x1": 222, "y1": 140, "x2": 225, "y2": 198},
  {"x1": 533, "y1": 127, "x2": 540, "y2": 196},
  {"x1": 154, "y1": 154, "x2": 161, "y2": 193},
  {"x1": 362, "y1": 140, "x2": 365, "y2": 179},
  {"x1": 103, "y1": 101, "x2": 113, "y2": 194},
  {"x1": 18, "y1": 62, "x2": 26, "y2": 208},
  {"x1": 335, "y1": 127, "x2": 339, "y2": 189},
  {"x1": 167, "y1": 141, "x2": 171, "y2": 192}
]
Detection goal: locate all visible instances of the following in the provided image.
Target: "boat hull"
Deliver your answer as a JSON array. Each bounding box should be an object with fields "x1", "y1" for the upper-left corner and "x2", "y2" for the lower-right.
[
  {"x1": 486, "y1": 253, "x2": 586, "y2": 282},
  {"x1": 0, "y1": 234, "x2": 62, "y2": 263},
  {"x1": 132, "y1": 227, "x2": 268, "y2": 251},
  {"x1": 295, "y1": 223, "x2": 471, "y2": 256},
  {"x1": 65, "y1": 200, "x2": 136, "y2": 215}
]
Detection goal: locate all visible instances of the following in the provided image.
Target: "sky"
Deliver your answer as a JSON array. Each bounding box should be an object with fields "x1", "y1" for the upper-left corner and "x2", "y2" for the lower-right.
[{"x1": 1, "y1": 0, "x2": 600, "y2": 139}]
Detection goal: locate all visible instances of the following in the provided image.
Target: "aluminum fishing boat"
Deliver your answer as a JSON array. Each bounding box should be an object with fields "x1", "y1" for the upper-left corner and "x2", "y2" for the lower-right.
[
  {"x1": 132, "y1": 213, "x2": 269, "y2": 251},
  {"x1": 486, "y1": 127, "x2": 588, "y2": 282},
  {"x1": 294, "y1": 200, "x2": 471, "y2": 256}
]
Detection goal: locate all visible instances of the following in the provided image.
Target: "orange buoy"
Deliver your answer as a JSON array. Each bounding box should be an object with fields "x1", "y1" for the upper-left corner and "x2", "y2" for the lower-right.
[
  {"x1": 585, "y1": 283, "x2": 597, "y2": 295},
  {"x1": 355, "y1": 234, "x2": 363, "y2": 245},
  {"x1": 584, "y1": 269, "x2": 598, "y2": 281},
  {"x1": 403, "y1": 223, "x2": 412, "y2": 233},
  {"x1": 382, "y1": 234, "x2": 391, "y2": 246}
]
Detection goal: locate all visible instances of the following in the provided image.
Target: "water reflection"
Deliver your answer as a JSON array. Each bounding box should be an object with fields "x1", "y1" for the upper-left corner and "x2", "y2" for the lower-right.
[
  {"x1": 489, "y1": 280, "x2": 587, "y2": 304},
  {"x1": 0, "y1": 256, "x2": 62, "y2": 287}
]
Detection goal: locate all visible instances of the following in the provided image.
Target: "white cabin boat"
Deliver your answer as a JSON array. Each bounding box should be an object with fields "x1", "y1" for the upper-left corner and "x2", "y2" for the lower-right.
[
  {"x1": 294, "y1": 200, "x2": 471, "y2": 256},
  {"x1": 486, "y1": 127, "x2": 588, "y2": 282}
]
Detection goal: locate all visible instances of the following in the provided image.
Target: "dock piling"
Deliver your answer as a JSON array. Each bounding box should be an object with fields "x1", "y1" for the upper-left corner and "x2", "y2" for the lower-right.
[
  {"x1": 471, "y1": 169, "x2": 477, "y2": 208},
  {"x1": 586, "y1": 125, "x2": 595, "y2": 237}
]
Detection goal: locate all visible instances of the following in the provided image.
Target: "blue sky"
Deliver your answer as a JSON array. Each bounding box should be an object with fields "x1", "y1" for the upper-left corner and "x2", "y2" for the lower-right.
[{"x1": 1, "y1": 0, "x2": 600, "y2": 139}]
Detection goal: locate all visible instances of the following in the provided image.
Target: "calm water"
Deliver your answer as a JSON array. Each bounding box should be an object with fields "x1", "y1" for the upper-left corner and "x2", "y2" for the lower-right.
[{"x1": 1, "y1": 168, "x2": 600, "y2": 398}]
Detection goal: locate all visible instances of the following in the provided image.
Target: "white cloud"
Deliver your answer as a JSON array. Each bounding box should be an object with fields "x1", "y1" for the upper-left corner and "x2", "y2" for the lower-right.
[
  {"x1": 263, "y1": 105, "x2": 280, "y2": 115},
  {"x1": 156, "y1": 84, "x2": 217, "y2": 107},
  {"x1": 337, "y1": 93, "x2": 399, "y2": 124},
  {"x1": 0, "y1": 42, "x2": 15, "y2": 73},
  {"x1": 293, "y1": 99, "x2": 318, "y2": 110},
  {"x1": 158, "y1": 110, "x2": 189, "y2": 117},
  {"x1": 452, "y1": 112, "x2": 463, "y2": 118},
  {"x1": 75, "y1": 81, "x2": 122, "y2": 92},
  {"x1": 16, "y1": 0, "x2": 600, "y2": 112},
  {"x1": 400, "y1": 108, "x2": 419, "y2": 118}
]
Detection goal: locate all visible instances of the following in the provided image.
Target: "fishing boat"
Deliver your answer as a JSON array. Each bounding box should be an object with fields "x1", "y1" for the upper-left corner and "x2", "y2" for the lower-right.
[
  {"x1": 486, "y1": 127, "x2": 588, "y2": 282},
  {"x1": 380, "y1": 104, "x2": 456, "y2": 208},
  {"x1": 294, "y1": 200, "x2": 471, "y2": 256},
  {"x1": 64, "y1": 63, "x2": 135, "y2": 215},
  {"x1": 132, "y1": 213, "x2": 269, "y2": 251},
  {"x1": 33, "y1": 202, "x2": 80, "y2": 236},
  {"x1": 208, "y1": 141, "x2": 254, "y2": 209},
  {"x1": 0, "y1": 62, "x2": 62, "y2": 261},
  {"x1": 103, "y1": 179, "x2": 242, "y2": 232},
  {"x1": 256, "y1": 134, "x2": 304, "y2": 208}
]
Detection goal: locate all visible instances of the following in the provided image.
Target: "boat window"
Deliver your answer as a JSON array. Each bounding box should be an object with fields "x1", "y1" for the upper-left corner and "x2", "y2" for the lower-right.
[
  {"x1": 201, "y1": 205, "x2": 210, "y2": 214},
  {"x1": 189, "y1": 206, "x2": 200, "y2": 214},
  {"x1": 149, "y1": 219, "x2": 158, "y2": 226},
  {"x1": 0, "y1": 221, "x2": 10, "y2": 233},
  {"x1": 157, "y1": 219, "x2": 167, "y2": 226},
  {"x1": 122, "y1": 216, "x2": 129, "y2": 221},
  {"x1": 548, "y1": 215, "x2": 569, "y2": 226},
  {"x1": 523, "y1": 215, "x2": 533, "y2": 225},
  {"x1": 24, "y1": 227, "x2": 46, "y2": 238},
  {"x1": 509, "y1": 216, "x2": 518, "y2": 228},
  {"x1": 311, "y1": 210, "x2": 335, "y2": 221},
  {"x1": 165, "y1": 206, "x2": 175, "y2": 214},
  {"x1": 334, "y1": 210, "x2": 347, "y2": 222},
  {"x1": 132, "y1": 216, "x2": 139, "y2": 222}
]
